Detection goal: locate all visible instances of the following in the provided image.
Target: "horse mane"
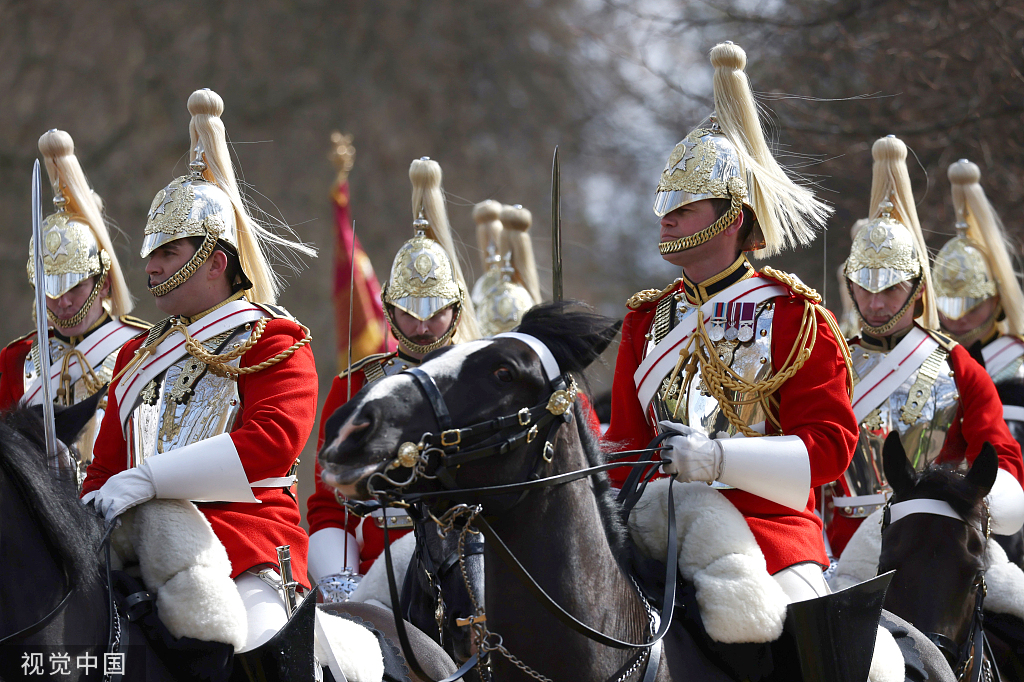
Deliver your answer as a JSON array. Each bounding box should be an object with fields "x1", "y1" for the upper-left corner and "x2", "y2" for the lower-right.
[
  {"x1": 997, "y1": 377, "x2": 1024, "y2": 408},
  {"x1": 515, "y1": 301, "x2": 622, "y2": 378},
  {"x1": 900, "y1": 465, "x2": 988, "y2": 530},
  {"x1": 0, "y1": 408, "x2": 103, "y2": 585},
  {"x1": 573, "y1": 392, "x2": 631, "y2": 568}
]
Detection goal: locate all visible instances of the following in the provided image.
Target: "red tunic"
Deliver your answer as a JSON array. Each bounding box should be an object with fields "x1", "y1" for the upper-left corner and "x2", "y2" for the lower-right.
[
  {"x1": 0, "y1": 334, "x2": 34, "y2": 410},
  {"x1": 827, "y1": 340, "x2": 1024, "y2": 555},
  {"x1": 82, "y1": 317, "x2": 316, "y2": 586},
  {"x1": 603, "y1": 272, "x2": 859, "y2": 574}
]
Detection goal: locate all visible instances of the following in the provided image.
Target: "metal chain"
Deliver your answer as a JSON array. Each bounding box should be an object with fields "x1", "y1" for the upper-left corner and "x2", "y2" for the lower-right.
[{"x1": 102, "y1": 601, "x2": 122, "y2": 682}]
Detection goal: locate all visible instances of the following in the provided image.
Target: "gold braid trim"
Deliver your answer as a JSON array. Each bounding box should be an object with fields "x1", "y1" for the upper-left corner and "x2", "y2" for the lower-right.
[
  {"x1": 180, "y1": 318, "x2": 312, "y2": 379},
  {"x1": 56, "y1": 348, "x2": 105, "y2": 405},
  {"x1": 627, "y1": 279, "x2": 680, "y2": 311},
  {"x1": 662, "y1": 269, "x2": 854, "y2": 438}
]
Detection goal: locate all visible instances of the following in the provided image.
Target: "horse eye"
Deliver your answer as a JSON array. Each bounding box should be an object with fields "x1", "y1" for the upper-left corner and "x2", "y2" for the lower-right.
[{"x1": 494, "y1": 367, "x2": 514, "y2": 383}]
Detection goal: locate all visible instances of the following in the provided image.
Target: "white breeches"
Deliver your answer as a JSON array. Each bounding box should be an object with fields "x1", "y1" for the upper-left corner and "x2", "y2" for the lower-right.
[
  {"x1": 772, "y1": 562, "x2": 830, "y2": 604},
  {"x1": 234, "y1": 571, "x2": 289, "y2": 652}
]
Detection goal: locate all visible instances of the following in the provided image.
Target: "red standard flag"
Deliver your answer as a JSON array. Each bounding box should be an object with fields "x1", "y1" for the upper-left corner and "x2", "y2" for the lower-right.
[{"x1": 330, "y1": 132, "x2": 391, "y2": 372}]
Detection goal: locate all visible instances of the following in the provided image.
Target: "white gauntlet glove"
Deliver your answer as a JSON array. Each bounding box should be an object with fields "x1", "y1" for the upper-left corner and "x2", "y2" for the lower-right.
[
  {"x1": 659, "y1": 421, "x2": 724, "y2": 483},
  {"x1": 82, "y1": 465, "x2": 156, "y2": 522}
]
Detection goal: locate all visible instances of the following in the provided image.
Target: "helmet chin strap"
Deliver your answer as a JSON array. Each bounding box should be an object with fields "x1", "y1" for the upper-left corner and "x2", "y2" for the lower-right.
[
  {"x1": 849, "y1": 276, "x2": 923, "y2": 336},
  {"x1": 386, "y1": 300, "x2": 462, "y2": 356},
  {"x1": 658, "y1": 183, "x2": 745, "y2": 256},
  {"x1": 47, "y1": 265, "x2": 109, "y2": 330},
  {"x1": 945, "y1": 301, "x2": 1001, "y2": 347},
  {"x1": 148, "y1": 230, "x2": 220, "y2": 298}
]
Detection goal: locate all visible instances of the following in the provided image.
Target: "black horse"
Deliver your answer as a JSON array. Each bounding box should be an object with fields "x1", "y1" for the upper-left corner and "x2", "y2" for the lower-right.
[
  {"x1": 880, "y1": 431, "x2": 1024, "y2": 680},
  {"x1": 321, "y1": 302, "x2": 959, "y2": 682},
  {"x1": 0, "y1": 401, "x2": 452, "y2": 682}
]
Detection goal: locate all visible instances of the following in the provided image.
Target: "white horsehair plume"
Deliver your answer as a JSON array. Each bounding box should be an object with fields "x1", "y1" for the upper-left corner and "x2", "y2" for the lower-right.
[
  {"x1": 949, "y1": 159, "x2": 1024, "y2": 337},
  {"x1": 869, "y1": 135, "x2": 938, "y2": 330},
  {"x1": 710, "y1": 42, "x2": 832, "y2": 257},
  {"x1": 188, "y1": 89, "x2": 316, "y2": 305},
  {"x1": 38, "y1": 129, "x2": 134, "y2": 317},
  {"x1": 499, "y1": 204, "x2": 542, "y2": 304},
  {"x1": 409, "y1": 157, "x2": 480, "y2": 342}
]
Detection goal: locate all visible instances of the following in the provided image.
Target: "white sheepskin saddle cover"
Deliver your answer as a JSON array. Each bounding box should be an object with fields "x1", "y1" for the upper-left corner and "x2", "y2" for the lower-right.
[
  {"x1": 315, "y1": 609, "x2": 385, "y2": 682},
  {"x1": 629, "y1": 481, "x2": 903, "y2": 681},
  {"x1": 349, "y1": 531, "x2": 418, "y2": 610},
  {"x1": 111, "y1": 499, "x2": 248, "y2": 650},
  {"x1": 628, "y1": 479, "x2": 788, "y2": 643},
  {"x1": 829, "y1": 507, "x2": 1024, "y2": 621}
]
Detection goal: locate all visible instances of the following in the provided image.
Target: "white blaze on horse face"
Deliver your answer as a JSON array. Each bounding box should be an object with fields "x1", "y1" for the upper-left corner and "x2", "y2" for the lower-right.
[{"x1": 415, "y1": 340, "x2": 495, "y2": 384}]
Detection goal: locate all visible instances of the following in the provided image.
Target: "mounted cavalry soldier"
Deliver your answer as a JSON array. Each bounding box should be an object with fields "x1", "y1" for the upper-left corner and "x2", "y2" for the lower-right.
[
  {"x1": 0, "y1": 130, "x2": 147, "y2": 469},
  {"x1": 308, "y1": 157, "x2": 481, "y2": 595},
  {"x1": 826, "y1": 137, "x2": 1024, "y2": 559},
  {"x1": 81, "y1": 88, "x2": 319, "y2": 653},
  {"x1": 472, "y1": 201, "x2": 539, "y2": 336},
  {"x1": 934, "y1": 160, "x2": 1024, "y2": 435},
  {"x1": 604, "y1": 41, "x2": 859, "y2": 607}
]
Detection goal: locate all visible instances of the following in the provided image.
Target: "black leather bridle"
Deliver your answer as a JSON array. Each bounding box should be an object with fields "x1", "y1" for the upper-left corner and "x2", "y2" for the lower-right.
[
  {"x1": 881, "y1": 498, "x2": 998, "y2": 682},
  {"x1": 361, "y1": 338, "x2": 678, "y2": 682}
]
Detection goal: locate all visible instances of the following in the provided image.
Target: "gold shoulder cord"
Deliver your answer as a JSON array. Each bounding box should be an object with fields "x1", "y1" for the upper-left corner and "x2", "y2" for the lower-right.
[
  {"x1": 180, "y1": 318, "x2": 312, "y2": 379},
  {"x1": 627, "y1": 279, "x2": 680, "y2": 310},
  {"x1": 663, "y1": 267, "x2": 853, "y2": 438},
  {"x1": 112, "y1": 316, "x2": 312, "y2": 386}
]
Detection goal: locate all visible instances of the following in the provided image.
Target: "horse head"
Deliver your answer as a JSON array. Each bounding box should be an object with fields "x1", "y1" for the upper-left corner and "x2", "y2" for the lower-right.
[
  {"x1": 879, "y1": 431, "x2": 997, "y2": 659},
  {"x1": 318, "y1": 301, "x2": 620, "y2": 509}
]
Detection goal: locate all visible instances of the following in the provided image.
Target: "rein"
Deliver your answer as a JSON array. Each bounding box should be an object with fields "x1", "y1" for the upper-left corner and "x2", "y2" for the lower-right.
[
  {"x1": 882, "y1": 497, "x2": 997, "y2": 682},
  {"x1": 364, "y1": 341, "x2": 676, "y2": 682}
]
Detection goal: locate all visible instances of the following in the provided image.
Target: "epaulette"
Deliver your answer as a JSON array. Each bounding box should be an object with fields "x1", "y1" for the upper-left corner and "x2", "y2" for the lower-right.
[
  {"x1": 252, "y1": 302, "x2": 298, "y2": 322},
  {"x1": 626, "y1": 279, "x2": 681, "y2": 311},
  {"x1": 759, "y1": 266, "x2": 822, "y2": 304},
  {"x1": 925, "y1": 328, "x2": 958, "y2": 352},
  {"x1": 338, "y1": 351, "x2": 398, "y2": 381},
  {"x1": 7, "y1": 329, "x2": 37, "y2": 345},
  {"x1": 118, "y1": 315, "x2": 152, "y2": 331}
]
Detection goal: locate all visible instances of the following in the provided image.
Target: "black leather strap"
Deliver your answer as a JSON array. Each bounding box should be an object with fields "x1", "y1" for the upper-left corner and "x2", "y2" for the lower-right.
[
  {"x1": 471, "y1": 474, "x2": 678, "y2": 650},
  {"x1": 408, "y1": 368, "x2": 452, "y2": 432}
]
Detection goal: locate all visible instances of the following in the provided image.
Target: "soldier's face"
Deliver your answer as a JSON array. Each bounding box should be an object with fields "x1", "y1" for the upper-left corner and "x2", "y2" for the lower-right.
[
  {"x1": 658, "y1": 199, "x2": 743, "y2": 269},
  {"x1": 850, "y1": 280, "x2": 920, "y2": 334},
  {"x1": 45, "y1": 275, "x2": 109, "y2": 336},
  {"x1": 393, "y1": 306, "x2": 455, "y2": 357},
  {"x1": 146, "y1": 238, "x2": 228, "y2": 316},
  {"x1": 939, "y1": 296, "x2": 999, "y2": 338}
]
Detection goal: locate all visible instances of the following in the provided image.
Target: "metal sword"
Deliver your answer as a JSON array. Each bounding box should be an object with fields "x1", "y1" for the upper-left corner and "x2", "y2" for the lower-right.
[
  {"x1": 276, "y1": 545, "x2": 299, "y2": 617},
  {"x1": 31, "y1": 159, "x2": 60, "y2": 469},
  {"x1": 551, "y1": 146, "x2": 563, "y2": 302}
]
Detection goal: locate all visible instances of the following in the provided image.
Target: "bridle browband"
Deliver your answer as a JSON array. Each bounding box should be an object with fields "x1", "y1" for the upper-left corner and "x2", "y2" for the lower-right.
[
  {"x1": 882, "y1": 496, "x2": 996, "y2": 682},
  {"x1": 358, "y1": 333, "x2": 677, "y2": 682}
]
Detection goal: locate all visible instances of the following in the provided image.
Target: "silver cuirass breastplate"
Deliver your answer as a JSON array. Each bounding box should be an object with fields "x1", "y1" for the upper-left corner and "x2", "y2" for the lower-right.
[
  {"x1": 126, "y1": 323, "x2": 253, "y2": 468},
  {"x1": 647, "y1": 297, "x2": 775, "y2": 436},
  {"x1": 844, "y1": 344, "x2": 959, "y2": 503}
]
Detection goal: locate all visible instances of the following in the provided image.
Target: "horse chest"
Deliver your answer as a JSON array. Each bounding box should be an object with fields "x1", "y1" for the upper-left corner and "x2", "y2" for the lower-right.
[{"x1": 126, "y1": 326, "x2": 250, "y2": 467}]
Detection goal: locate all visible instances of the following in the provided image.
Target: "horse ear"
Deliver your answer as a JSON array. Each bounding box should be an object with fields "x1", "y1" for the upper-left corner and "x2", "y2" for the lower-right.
[
  {"x1": 882, "y1": 431, "x2": 915, "y2": 497},
  {"x1": 965, "y1": 442, "x2": 999, "y2": 497},
  {"x1": 52, "y1": 387, "x2": 107, "y2": 445}
]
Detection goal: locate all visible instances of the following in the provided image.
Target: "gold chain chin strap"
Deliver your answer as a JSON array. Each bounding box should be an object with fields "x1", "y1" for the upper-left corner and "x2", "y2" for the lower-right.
[
  {"x1": 384, "y1": 299, "x2": 461, "y2": 355},
  {"x1": 149, "y1": 229, "x2": 220, "y2": 297},
  {"x1": 850, "y1": 276, "x2": 923, "y2": 337},
  {"x1": 47, "y1": 268, "x2": 109, "y2": 329},
  {"x1": 658, "y1": 180, "x2": 745, "y2": 255},
  {"x1": 180, "y1": 317, "x2": 312, "y2": 379}
]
